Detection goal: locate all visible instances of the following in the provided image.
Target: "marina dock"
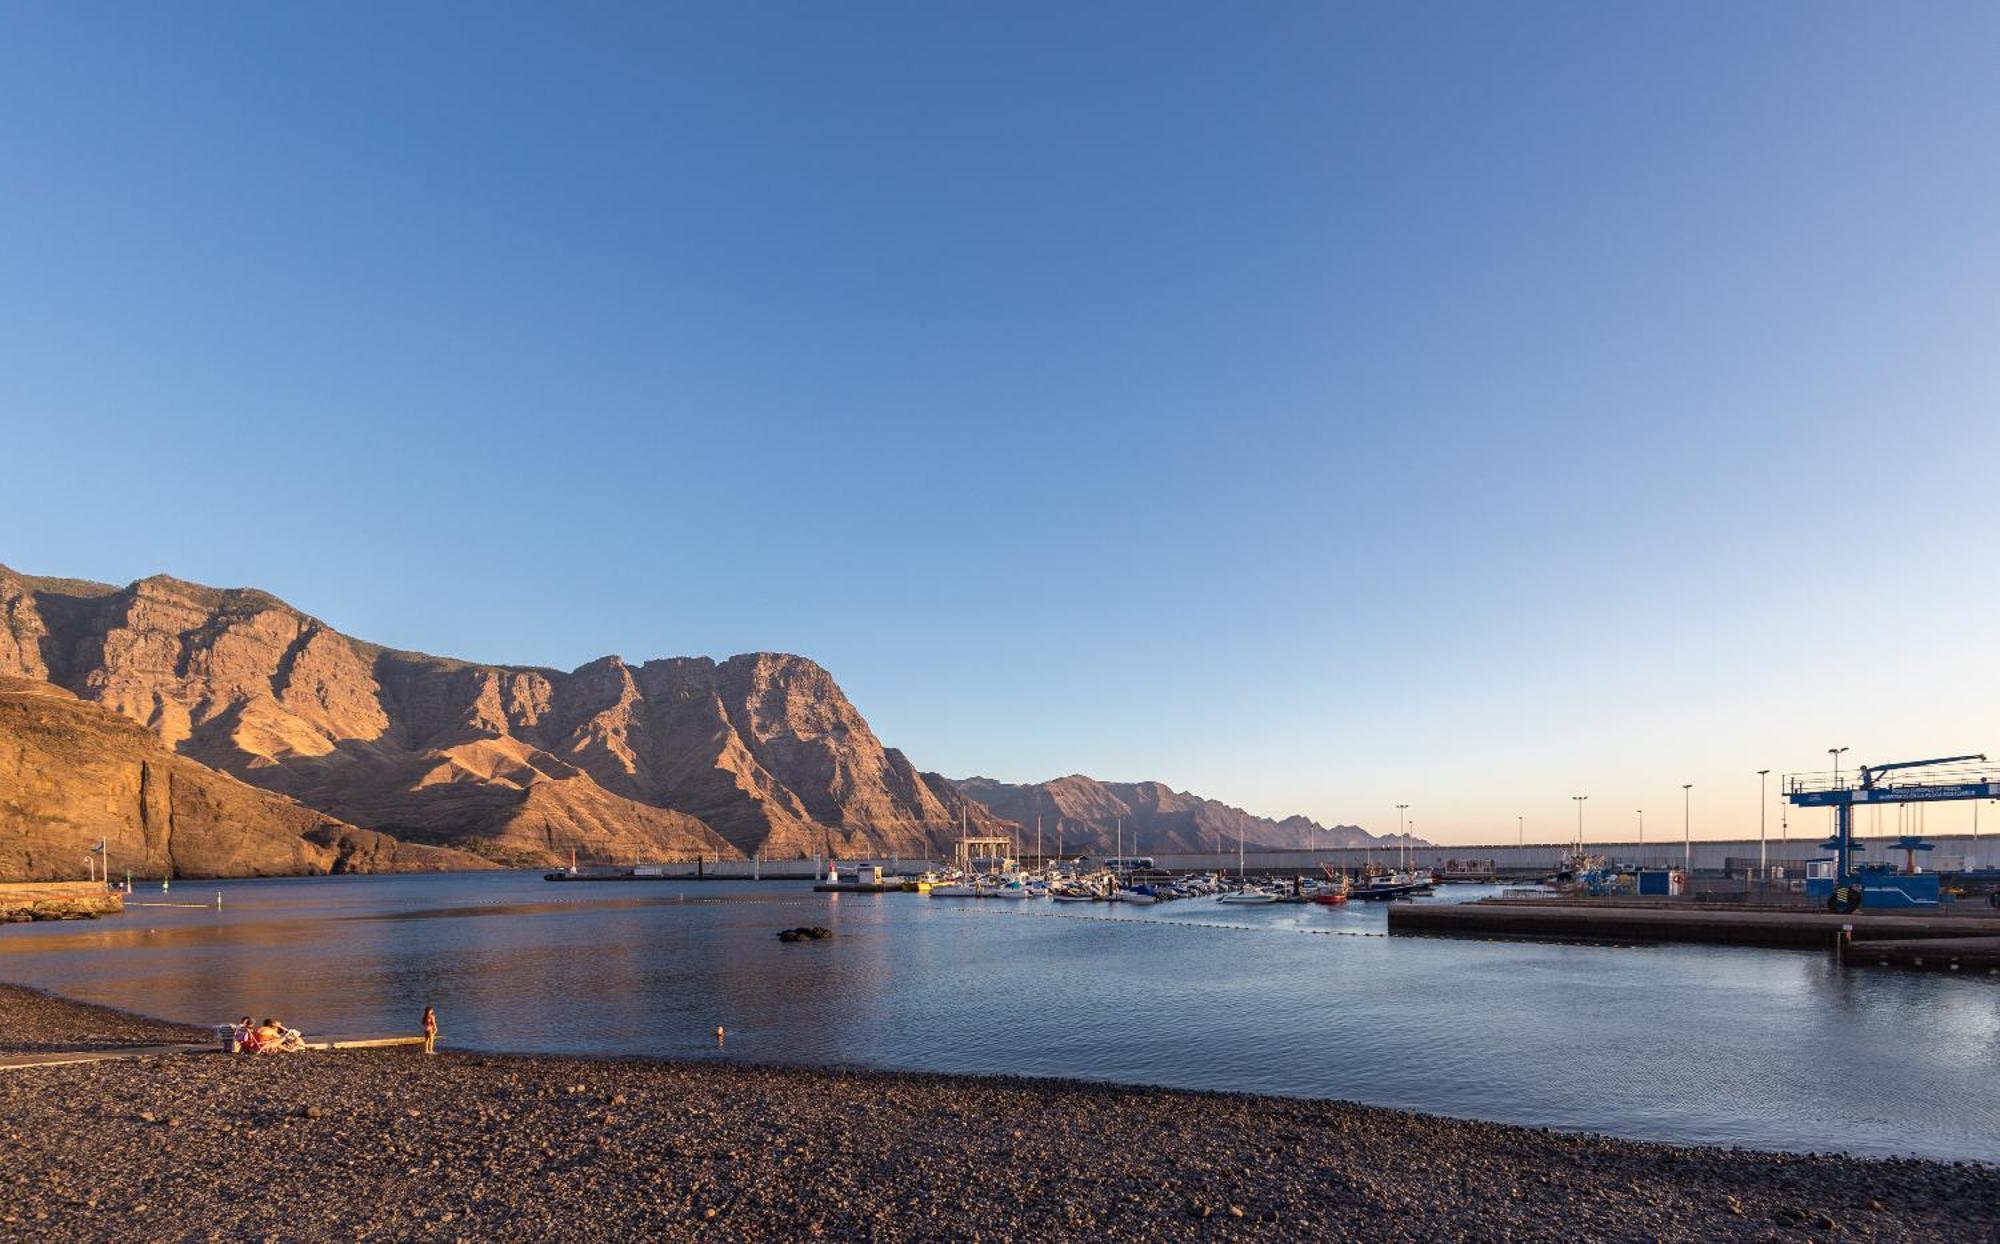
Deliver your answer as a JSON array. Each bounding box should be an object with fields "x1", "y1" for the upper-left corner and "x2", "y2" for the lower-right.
[{"x1": 1388, "y1": 898, "x2": 2000, "y2": 967}]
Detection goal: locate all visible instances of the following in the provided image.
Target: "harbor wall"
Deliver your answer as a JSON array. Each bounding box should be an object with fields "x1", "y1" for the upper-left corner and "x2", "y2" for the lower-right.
[
  {"x1": 604, "y1": 834, "x2": 2000, "y2": 879},
  {"x1": 696, "y1": 858, "x2": 944, "y2": 880},
  {"x1": 1125, "y1": 833, "x2": 2000, "y2": 876}
]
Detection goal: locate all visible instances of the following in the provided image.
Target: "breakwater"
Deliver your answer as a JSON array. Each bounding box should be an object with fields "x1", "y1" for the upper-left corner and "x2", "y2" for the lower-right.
[{"x1": 0, "y1": 881, "x2": 122, "y2": 923}]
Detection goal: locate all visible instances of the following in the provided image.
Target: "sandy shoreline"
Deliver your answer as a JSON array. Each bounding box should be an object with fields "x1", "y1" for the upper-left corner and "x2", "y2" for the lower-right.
[{"x1": 1, "y1": 983, "x2": 1993, "y2": 1242}]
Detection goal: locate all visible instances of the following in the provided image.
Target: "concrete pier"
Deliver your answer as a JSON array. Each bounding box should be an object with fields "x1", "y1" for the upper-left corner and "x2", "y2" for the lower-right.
[
  {"x1": 1851, "y1": 937, "x2": 2000, "y2": 970},
  {"x1": 1387, "y1": 899, "x2": 2000, "y2": 955}
]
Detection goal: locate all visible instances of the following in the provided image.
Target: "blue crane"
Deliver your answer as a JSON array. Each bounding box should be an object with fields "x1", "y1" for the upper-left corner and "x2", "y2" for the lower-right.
[{"x1": 1786, "y1": 753, "x2": 1993, "y2": 912}]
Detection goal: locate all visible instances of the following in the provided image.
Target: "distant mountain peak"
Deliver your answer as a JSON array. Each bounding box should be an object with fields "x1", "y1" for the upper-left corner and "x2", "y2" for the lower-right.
[{"x1": 954, "y1": 773, "x2": 1411, "y2": 854}]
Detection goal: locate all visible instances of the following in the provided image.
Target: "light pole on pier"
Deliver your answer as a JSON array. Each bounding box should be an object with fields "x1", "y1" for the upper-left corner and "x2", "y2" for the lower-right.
[
  {"x1": 1571, "y1": 795, "x2": 1586, "y2": 855},
  {"x1": 1395, "y1": 804, "x2": 1409, "y2": 870},
  {"x1": 1757, "y1": 769, "x2": 1770, "y2": 873},
  {"x1": 1636, "y1": 809, "x2": 1644, "y2": 855},
  {"x1": 1828, "y1": 747, "x2": 1849, "y2": 840},
  {"x1": 1682, "y1": 783, "x2": 1693, "y2": 872},
  {"x1": 1517, "y1": 815, "x2": 1523, "y2": 849}
]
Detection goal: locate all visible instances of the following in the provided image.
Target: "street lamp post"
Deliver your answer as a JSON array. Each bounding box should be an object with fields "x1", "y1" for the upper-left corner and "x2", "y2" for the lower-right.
[
  {"x1": 1682, "y1": 783, "x2": 1693, "y2": 873},
  {"x1": 1572, "y1": 796, "x2": 1587, "y2": 856},
  {"x1": 1829, "y1": 747, "x2": 1850, "y2": 841},
  {"x1": 1517, "y1": 815, "x2": 1523, "y2": 849},
  {"x1": 1757, "y1": 769, "x2": 1770, "y2": 874},
  {"x1": 1636, "y1": 809, "x2": 1644, "y2": 858},
  {"x1": 1395, "y1": 804, "x2": 1409, "y2": 871}
]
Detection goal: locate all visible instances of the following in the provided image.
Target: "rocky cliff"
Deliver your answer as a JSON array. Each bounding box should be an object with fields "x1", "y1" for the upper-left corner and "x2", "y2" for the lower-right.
[
  {"x1": 0, "y1": 677, "x2": 489, "y2": 880},
  {"x1": 0, "y1": 566, "x2": 1011, "y2": 868},
  {"x1": 954, "y1": 774, "x2": 1408, "y2": 855}
]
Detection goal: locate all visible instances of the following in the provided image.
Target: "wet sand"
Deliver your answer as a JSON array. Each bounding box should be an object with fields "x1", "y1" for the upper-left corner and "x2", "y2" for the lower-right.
[{"x1": 1, "y1": 983, "x2": 1993, "y2": 1241}]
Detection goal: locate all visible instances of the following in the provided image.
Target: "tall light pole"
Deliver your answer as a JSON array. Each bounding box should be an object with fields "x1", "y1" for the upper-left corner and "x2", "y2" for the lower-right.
[
  {"x1": 1517, "y1": 815, "x2": 1523, "y2": 849},
  {"x1": 1828, "y1": 747, "x2": 1849, "y2": 840},
  {"x1": 1757, "y1": 769, "x2": 1770, "y2": 873},
  {"x1": 1682, "y1": 783, "x2": 1693, "y2": 872},
  {"x1": 1636, "y1": 809, "x2": 1644, "y2": 852},
  {"x1": 1396, "y1": 804, "x2": 1409, "y2": 871},
  {"x1": 1572, "y1": 795, "x2": 1587, "y2": 856}
]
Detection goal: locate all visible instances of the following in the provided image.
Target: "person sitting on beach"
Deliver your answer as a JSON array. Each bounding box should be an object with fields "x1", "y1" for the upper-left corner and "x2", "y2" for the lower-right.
[
  {"x1": 231, "y1": 1016, "x2": 254, "y2": 1050},
  {"x1": 250, "y1": 1017, "x2": 283, "y2": 1053},
  {"x1": 254, "y1": 1019, "x2": 307, "y2": 1053}
]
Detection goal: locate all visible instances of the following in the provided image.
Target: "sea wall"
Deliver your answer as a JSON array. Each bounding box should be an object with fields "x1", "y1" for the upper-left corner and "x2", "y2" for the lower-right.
[
  {"x1": 0, "y1": 881, "x2": 122, "y2": 922},
  {"x1": 1139, "y1": 832, "x2": 2000, "y2": 876}
]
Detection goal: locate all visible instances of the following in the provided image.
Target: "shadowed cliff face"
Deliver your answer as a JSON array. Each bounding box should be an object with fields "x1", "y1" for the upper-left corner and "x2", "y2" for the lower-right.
[
  {"x1": 0, "y1": 567, "x2": 1010, "y2": 865},
  {"x1": 952, "y1": 774, "x2": 1399, "y2": 855},
  {"x1": 0, "y1": 677, "x2": 490, "y2": 880}
]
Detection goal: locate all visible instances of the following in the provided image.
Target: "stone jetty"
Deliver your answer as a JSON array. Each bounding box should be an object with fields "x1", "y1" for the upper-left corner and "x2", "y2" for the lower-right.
[{"x1": 0, "y1": 881, "x2": 122, "y2": 923}]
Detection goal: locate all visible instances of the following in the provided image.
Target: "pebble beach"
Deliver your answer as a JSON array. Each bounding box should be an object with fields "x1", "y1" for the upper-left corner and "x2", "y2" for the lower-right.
[{"x1": 1, "y1": 983, "x2": 1994, "y2": 1242}]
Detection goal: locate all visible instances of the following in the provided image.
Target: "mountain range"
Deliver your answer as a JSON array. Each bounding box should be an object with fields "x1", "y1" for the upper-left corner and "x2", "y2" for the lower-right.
[
  {"x1": 952, "y1": 775, "x2": 1402, "y2": 855},
  {"x1": 0, "y1": 563, "x2": 1403, "y2": 878}
]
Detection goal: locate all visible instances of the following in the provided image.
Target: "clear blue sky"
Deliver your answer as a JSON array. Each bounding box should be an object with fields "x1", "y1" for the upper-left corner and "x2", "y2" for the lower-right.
[{"x1": 4, "y1": 5, "x2": 1998, "y2": 844}]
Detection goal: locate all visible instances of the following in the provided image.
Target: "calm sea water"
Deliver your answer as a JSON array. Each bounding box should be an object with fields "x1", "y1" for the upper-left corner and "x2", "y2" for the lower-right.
[{"x1": 3, "y1": 871, "x2": 1996, "y2": 1161}]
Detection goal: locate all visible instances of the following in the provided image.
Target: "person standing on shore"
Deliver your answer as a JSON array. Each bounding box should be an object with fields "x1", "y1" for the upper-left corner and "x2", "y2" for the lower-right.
[{"x1": 422, "y1": 1006, "x2": 438, "y2": 1055}]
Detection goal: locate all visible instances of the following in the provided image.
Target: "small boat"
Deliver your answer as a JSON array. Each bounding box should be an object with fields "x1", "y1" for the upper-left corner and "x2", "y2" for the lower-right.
[
  {"x1": 1117, "y1": 886, "x2": 1159, "y2": 905},
  {"x1": 1217, "y1": 890, "x2": 1278, "y2": 905},
  {"x1": 927, "y1": 883, "x2": 983, "y2": 898}
]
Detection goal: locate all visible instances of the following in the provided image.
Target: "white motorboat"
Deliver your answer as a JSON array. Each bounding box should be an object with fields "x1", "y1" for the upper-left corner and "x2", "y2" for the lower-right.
[{"x1": 1216, "y1": 890, "x2": 1279, "y2": 905}]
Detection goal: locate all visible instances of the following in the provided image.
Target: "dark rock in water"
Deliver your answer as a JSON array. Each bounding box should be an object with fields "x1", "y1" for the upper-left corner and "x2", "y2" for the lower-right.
[
  {"x1": 776, "y1": 926, "x2": 832, "y2": 943},
  {"x1": 776, "y1": 929, "x2": 801, "y2": 943}
]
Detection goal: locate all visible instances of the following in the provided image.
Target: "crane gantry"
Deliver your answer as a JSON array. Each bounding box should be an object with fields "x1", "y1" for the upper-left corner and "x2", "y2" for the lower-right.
[{"x1": 1785, "y1": 753, "x2": 1994, "y2": 912}]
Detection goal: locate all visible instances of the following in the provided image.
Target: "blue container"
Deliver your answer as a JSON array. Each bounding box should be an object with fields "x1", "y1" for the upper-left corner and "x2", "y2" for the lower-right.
[{"x1": 1637, "y1": 870, "x2": 1673, "y2": 896}]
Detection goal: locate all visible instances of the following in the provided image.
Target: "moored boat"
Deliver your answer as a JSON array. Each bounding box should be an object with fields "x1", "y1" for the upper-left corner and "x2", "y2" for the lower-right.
[{"x1": 1217, "y1": 889, "x2": 1278, "y2": 905}]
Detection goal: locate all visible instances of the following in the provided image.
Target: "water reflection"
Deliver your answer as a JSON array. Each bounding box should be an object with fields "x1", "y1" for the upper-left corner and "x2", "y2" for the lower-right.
[{"x1": 2, "y1": 872, "x2": 1996, "y2": 1161}]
